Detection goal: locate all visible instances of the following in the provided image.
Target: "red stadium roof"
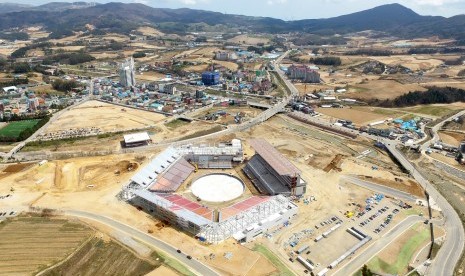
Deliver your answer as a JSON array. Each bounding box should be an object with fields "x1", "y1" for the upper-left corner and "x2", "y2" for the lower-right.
[
  {"x1": 220, "y1": 196, "x2": 271, "y2": 221},
  {"x1": 149, "y1": 158, "x2": 194, "y2": 192}
]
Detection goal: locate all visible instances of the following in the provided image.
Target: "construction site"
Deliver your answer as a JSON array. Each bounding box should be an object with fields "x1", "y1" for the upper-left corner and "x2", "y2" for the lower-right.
[{"x1": 121, "y1": 139, "x2": 301, "y2": 244}]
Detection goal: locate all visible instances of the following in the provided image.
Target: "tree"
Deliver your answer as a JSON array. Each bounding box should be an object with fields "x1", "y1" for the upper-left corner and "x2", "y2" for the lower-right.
[
  {"x1": 12, "y1": 63, "x2": 31, "y2": 74},
  {"x1": 362, "y1": 264, "x2": 373, "y2": 276},
  {"x1": 52, "y1": 79, "x2": 81, "y2": 92},
  {"x1": 133, "y1": 52, "x2": 147, "y2": 58}
]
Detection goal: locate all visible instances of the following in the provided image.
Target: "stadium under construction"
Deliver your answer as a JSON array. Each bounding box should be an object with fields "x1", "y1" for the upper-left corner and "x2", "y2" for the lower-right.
[{"x1": 121, "y1": 139, "x2": 304, "y2": 243}]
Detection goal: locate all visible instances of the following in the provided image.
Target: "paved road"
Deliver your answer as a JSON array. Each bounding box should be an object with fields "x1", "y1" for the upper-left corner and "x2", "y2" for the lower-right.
[
  {"x1": 64, "y1": 210, "x2": 219, "y2": 276},
  {"x1": 341, "y1": 175, "x2": 418, "y2": 202},
  {"x1": 421, "y1": 109, "x2": 465, "y2": 152},
  {"x1": 8, "y1": 52, "x2": 294, "y2": 161},
  {"x1": 278, "y1": 75, "x2": 464, "y2": 275},
  {"x1": 386, "y1": 144, "x2": 464, "y2": 276},
  {"x1": 332, "y1": 215, "x2": 424, "y2": 276}
]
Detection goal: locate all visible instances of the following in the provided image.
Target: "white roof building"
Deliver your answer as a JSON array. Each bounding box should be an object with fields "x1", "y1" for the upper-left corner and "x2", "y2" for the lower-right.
[
  {"x1": 124, "y1": 132, "x2": 151, "y2": 144},
  {"x1": 2, "y1": 86, "x2": 18, "y2": 93}
]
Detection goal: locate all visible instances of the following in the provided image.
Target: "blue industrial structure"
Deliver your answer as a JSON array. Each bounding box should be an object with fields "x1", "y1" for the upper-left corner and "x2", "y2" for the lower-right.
[{"x1": 202, "y1": 71, "x2": 220, "y2": 86}]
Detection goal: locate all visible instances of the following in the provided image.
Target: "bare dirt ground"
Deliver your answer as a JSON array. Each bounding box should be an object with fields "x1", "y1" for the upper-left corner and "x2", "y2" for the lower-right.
[
  {"x1": 316, "y1": 107, "x2": 388, "y2": 125},
  {"x1": 137, "y1": 71, "x2": 168, "y2": 82},
  {"x1": 295, "y1": 83, "x2": 335, "y2": 95},
  {"x1": 439, "y1": 130, "x2": 465, "y2": 146},
  {"x1": 429, "y1": 152, "x2": 464, "y2": 170},
  {"x1": 44, "y1": 100, "x2": 167, "y2": 134},
  {"x1": 0, "y1": 114, "x2": 428, "y2": 276}
]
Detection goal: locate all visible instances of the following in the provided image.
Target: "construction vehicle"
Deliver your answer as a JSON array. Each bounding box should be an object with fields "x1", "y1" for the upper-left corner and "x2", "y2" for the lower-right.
[{"x1": 344, "y1": 211, "x2": 354, "y2": 218}]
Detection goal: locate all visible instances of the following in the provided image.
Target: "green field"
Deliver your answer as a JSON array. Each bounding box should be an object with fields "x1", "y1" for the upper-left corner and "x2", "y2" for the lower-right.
[
  {"x1": 0, "y1": 120, "x2": 40, "y2": 138},
  {"x1": 253, "y1": 244, "x2": 294, "y2": 276},
  {"x1": 165, "y1": 119, "x2": 190, "y2": 129},
  {"x1": 403, "y1": 105, "x2": 455, "y2": 117},
  {"x1": 358, "y1": 224, "x2": 430, "y2": 275},
  {"x1": 178, "y1": 125, "x2": 223, "y2": 141}
]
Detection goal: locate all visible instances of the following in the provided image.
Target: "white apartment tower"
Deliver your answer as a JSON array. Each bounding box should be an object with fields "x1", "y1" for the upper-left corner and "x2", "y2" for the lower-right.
[{"x1": 119, "y1": 57, "x2": 136, "y2": 87}]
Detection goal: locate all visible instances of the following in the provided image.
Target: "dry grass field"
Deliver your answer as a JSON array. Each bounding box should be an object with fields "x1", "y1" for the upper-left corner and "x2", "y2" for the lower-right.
[
  {"x1": 316, "y1": 107, "x2": 388, "y2": 125},
  {"x1": 0, "y1": 47, "x2": 18, "y2": 56},
  {"x1": 346, "y1": 79, "x2": 426, "y2": 100},
  {"x1": 227, "y1": 34, "x2": 271, "y2": 45},
  {"x1": 214, "y1": 60, "x2": 239, "y2": 71},
  {"x1": 136, "y1": 26, "x2": 164, "y2": 37},
  {"x1": 0, "y1": 216, "x2": 93, "y2": 275},
  {"x1": 146, "y1": 265, "x2": 179, "y2": 276},
  {"x1": 192, "y1": 47, "x2": 221, "y2": 57},
  {"x1": 90, "y1": 52, "x2": 120, "y2": 59},
  {"x1": 51, "y1": 46, "x2": 86, "y2": 52},
  {"x1": 372, "y1": 55, "x2": 443, "y2": 71},
  {"x1": 44, "y1": 100, "x2": 166, "y2": 133},
  {"x1": 45, "y1": 237, "x2": 156, "y2": 276},
  {"x1": 185, "y1": 64, "x2": 209, "y2": 72}
]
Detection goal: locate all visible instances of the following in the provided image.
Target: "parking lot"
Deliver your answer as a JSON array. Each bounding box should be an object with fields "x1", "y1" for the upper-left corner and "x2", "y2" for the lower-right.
[
  {"x1": 0, "y1": 210, "x2": 17, "y2": 218},
  {"x1": 286, "y1": 193, "x2": 421, "y2": 275}
]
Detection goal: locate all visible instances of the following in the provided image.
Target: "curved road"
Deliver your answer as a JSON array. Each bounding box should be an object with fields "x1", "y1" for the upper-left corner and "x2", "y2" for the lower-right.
[
  {"x1": 64, "y1": 210, "x2": 219, "y2": 276},
  {"x1": 273, "y1": 70, "x2": 465, "y2": 274},
  {"x1": 386, "y1": 144, "x2": 465, "y2": 276},
  {"x1": 420, "y1": 110, "x2": 465, "y2": 152}
]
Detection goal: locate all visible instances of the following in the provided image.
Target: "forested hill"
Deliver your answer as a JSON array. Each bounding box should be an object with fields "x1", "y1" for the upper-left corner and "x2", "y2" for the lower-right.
[
  {"x1": 368, "y1": 87, "x2": 465, "y2": 107},
  {"x1": 0, "y1": 2, "x2": 464, "y2": 40}
]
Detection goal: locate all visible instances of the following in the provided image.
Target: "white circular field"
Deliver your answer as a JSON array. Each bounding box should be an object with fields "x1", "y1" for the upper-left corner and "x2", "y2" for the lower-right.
[{"x1": 191, "y1": 174, "x2": 244, "y2": 202}]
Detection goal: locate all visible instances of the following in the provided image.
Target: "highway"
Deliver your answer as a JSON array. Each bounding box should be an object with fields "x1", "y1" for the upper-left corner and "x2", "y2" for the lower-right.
[
  {"x1": 386, "y1": 143, "x2": 464, "y2": 276},
  {"x1": 10, "y1": 50, "x2": 463, "y2": 274},
  {"x1": 64, "y1": 210, "x2": 219, "y2": 276},
  {"x1": 275, "y1": 67, "x2": 464, "y2": 275},
  {"x1": 332, "y1": 215, "x2": 424, "y2": 276}
]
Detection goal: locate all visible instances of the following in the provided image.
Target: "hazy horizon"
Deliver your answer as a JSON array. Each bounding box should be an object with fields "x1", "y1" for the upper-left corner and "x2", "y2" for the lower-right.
[{"x1": 1, "y1": 0, "x2": 465, "y2": 20}]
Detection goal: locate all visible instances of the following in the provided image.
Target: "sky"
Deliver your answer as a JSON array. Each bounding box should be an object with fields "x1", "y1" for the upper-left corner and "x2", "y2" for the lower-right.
[{"x1": 3, "y1": 0, "x2": 465, "y2": 20}]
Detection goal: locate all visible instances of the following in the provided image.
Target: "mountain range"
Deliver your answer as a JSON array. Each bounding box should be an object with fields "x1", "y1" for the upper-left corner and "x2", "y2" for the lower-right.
[{"x1": 0, "y1": 2, "x2": 464, "y2": 40}]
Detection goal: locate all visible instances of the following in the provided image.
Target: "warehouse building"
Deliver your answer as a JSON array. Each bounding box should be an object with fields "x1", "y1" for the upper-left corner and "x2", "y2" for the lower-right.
[
  {"x1": 243, "y1": 139, "x2": 307, "y2": 196},
  {"x1": 123, "y1": 132, "x2": 151, "y2": 147}
]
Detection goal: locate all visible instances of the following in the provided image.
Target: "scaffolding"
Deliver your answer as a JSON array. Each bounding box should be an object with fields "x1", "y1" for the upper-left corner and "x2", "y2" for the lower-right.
[{"x1": 198, "y1": 195, "x2": 294, "y2": 243}]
